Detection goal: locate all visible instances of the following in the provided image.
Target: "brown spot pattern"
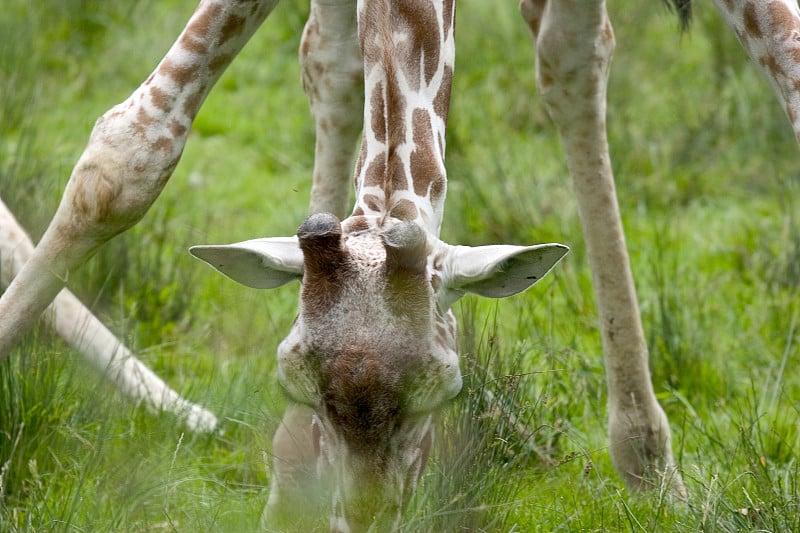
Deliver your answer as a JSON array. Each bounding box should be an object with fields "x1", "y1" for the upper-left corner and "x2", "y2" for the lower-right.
[
  {"x1": 429, "y1": 175, "x2": 445, "y2": 205},
  {"x1": 410, "y1": 108, "x2": 441, "y2": 197},
  {"x1": 343, "y1": 215, "x2": 369, "y2": 233},
  {"x1": 389, "y1": 199, "x2": 418, "y2": 221},
  {"x1": 168, "y1": 118, "x2": 187, "y2": 138},
  {"x1": 386, "y1": 64, "x2": 407, "y2": 155},
  {"x1": 743, "y1": 2, "x2": 762, "y2": 38},
  {"x1": 183, "y1": 92, "x2": 204, "y2": 119},
  {"x1": 70, "y1": 161, "x2": 122, "y2": 225},
  {"x1": 363, "y1": 194, "x2": 382, "y2": 212},
  {"x1": 219, "y1": 13, "x2": 247, "y2": 45},
  {"x1": 760, "y1": 53, "x2": 786, "y2": 79},
  {"x1": 179, "y1": 3, "x2": 219, "y2": 56},
  {"x1": 209, "y1": 52, "x2": 234, "y2": 76},
  {"x1": 151, "y1": 136, "x2": 175, "y2": 154},
  {"x1": 432, "y1": 64, "x2": 452, "y2": 124},
  {"x1": 442, "y1": 0, "x2": 455, "y2": 39},
  {"x1": 364, "y1": 157, "x2": 386, "y2": 187},
  {"x1": 396, "y1": 0, "x2": 440, "y2": 88},
  {"x1": 767, "y1": 1, "x2": 796, "y2": 38},
  {"x1": 185, "y1": 1, "x2": 219, "y2": 42},
  {"x1": 150, "y1": 86, "x2": 172, "y2": 112},
  {"x1": 388, "y1": 153, "x2": 407, "y2": 194},
  {"x1": 519, "y1": 0, "x2": 546, "y2": 37},
  {"x1": 300, "y1": 10, "x2": 319, "y2": 59},
  {"x1": 180, "y1": 34, "x2": 209, "y2": 56},
  {"x1": 136, "y1": 106, "x2": 155, "y2": 126},
  {"x1": 158, "y1": 58, "x2": 200, "y2": 88},
  {"x1": 371, "y1": 81, "x2": 387, "y2": 143}
]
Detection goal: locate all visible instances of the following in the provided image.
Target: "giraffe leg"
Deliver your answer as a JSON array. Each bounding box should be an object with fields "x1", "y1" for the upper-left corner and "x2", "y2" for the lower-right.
[
  {"x1": 713, "y1": 0, "x2": 800, "y2": 145},
  {"x1": 0, "y1": 0, "x2": 280, "y2": 358},
  {"x1": 520, "y1": 0, "x2": 686, "y2": 496},
  {"x1": 261, "y1": 402, "x2": 326, "y2": 529},
  {"x1": 0, "y1": 199, "x2": 218, "y2": 432},
  {"x1": 300, "y1": 0, "x2": 363, "y2": 218}
]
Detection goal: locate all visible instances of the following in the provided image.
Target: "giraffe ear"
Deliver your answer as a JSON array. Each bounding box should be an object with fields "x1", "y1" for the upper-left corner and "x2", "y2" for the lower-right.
[
  {"x1": 440, "y1": 242, "x2": 568, "y2": 302},
  {"x1": 189, "y1": 236, "x2": 304, "y2": 289}
]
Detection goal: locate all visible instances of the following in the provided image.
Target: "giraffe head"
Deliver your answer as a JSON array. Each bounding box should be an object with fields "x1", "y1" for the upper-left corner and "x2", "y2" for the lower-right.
[{"x1": 191, "y1": 212, "x2": 567, "y2": 530}]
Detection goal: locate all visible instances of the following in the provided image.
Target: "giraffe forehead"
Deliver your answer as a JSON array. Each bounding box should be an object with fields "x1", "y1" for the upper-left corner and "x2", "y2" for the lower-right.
[{"x1": 343, "y1": 232, "x2": 387, "y2": 267}]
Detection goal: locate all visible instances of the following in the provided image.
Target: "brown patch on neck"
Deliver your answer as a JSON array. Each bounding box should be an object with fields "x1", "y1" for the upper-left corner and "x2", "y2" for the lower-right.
[
  {"x1": 384, "y1": 48, "x2": 408, "y2": 198},
  {"x1": 371, "y1": 81, "x2": 387, "y2": 144},
  {"x1": 395, "y1": 0, "x2": 441, "y2": 88},
  {"x1": 158, "y1": 57, "x2": 200, "y2": 89},
  {"x1": 442, "y1": 0, "x2": 455, "y2": 40},
  {"x1": 410, "y1": 108, "x2": 445, "y2": 201},
  {"x1": 432, "y1": 64, "x2": 453, "y2": 125},
  {"x1": 767, "y1": 1, "x2": 798, "y2": 38},
  {"x1": 388, "y1": 199, "x2": 418, "y2": 221},
  {"x1": 179, "y1": 1, "x2": 220, "y2": 55},
  {"x1": 149, "y1": 86, "x2": 173, "y2": 112}
]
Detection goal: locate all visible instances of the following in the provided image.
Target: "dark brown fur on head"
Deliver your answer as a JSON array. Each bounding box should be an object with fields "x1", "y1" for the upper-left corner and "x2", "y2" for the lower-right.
[{"x1": 320, "y1": 345, "x2": 405, "y2": 470}]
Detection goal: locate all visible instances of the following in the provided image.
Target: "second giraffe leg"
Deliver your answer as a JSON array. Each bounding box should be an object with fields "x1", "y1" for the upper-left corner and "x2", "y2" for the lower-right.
[
  {"x1": 300, "y1": 0, "x2": 363, "y2": 218},
  {"x1": 261, "y1": 403, "x2": 326, "y2": 528},
  {"x1": 521, "y1": 0, "x2": 686, "y2": 495}
]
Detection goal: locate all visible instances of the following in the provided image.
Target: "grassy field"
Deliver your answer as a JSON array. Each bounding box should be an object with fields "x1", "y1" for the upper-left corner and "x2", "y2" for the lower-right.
[{"x1": 1, "y1": 0, "x2": 799, "y2": 531}]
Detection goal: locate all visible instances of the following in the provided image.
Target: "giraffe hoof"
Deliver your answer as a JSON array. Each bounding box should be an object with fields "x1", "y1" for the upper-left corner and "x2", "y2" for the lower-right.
[{"x1": 179, "y1": 403, "x2": 221, "y2": 434}]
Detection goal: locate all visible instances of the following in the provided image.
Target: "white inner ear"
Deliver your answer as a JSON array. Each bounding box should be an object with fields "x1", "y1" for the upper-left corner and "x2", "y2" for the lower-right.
[
  {"x1": 190, "y1": 236, "x2": 303, "y2": 289},
  {"x1": 441, "y1": 242, "x2": 568, "y2": 302}
]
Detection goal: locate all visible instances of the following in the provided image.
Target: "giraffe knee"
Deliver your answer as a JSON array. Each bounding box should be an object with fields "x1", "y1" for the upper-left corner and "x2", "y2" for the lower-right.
[
  {"x1": 299, "y1": 0, "x2": 362, "y2": 109},
  {"x1": 60, "y1": 107, "x2": 181, "y2": 239},
  {"x1": 532, "y1": 4, "x2": 615, "y2": 124}
]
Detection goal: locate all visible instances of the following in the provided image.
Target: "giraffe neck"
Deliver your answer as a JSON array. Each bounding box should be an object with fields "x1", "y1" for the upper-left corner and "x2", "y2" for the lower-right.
[{"x1": 351, "y1": 0, "x2": 455, "y2": 237}]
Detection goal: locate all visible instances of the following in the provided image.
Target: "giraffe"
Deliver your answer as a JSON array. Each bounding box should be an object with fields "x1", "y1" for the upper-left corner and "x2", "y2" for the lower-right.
[
  {"x1": 0, "y1": 0, "x2": 566, "y2": 529},
  {"x1": 190, "y1": 1, "x2": 567, "y2": 528},
  {"x1": 0, "y1": 0, "x2": 799, "y2": 528}
]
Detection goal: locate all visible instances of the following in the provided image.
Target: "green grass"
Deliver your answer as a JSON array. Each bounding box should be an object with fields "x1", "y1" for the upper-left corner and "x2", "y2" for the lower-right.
[{"x1": 2, "y1": 0, "x2": 799, "y2": 531}]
